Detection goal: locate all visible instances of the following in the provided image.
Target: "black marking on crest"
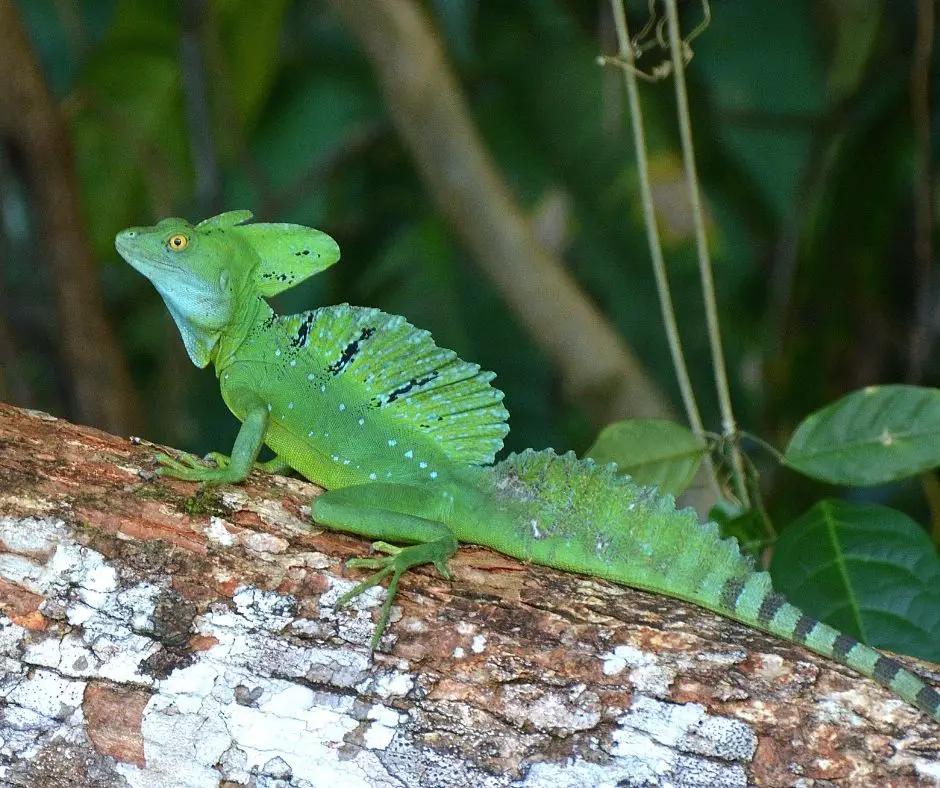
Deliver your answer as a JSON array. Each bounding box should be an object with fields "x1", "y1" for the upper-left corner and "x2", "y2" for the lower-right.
[
  {"x1": 294, "y1": 249, "x2": 311, "y2": 256},
  {"x1": 792, "y1": 614, "x2": 817, "y2": 643},
  {"x1": 831, "y1": 634, "x2": 857, "y2": 660},
  {"x1": 872, "y1": 656, "x2": 903, "y2": 685},
  {"x1": 291, "y1": 313, "x2": 316, "y2": 348},
  {"x1": 262, "y1": 306, "x2": 277, "y2": 330},
  {"x1": 261, "y1": 271, "x2": 291, "y2": 282},
  {"x1": 916, "y1": 685, "x2": 940, "y2": 714},
  {"x1": 383, "y1": 372, "x2": 437, "y2": 405},
  {"x1": 328, "y1": 327, "x2": 376, "y2": 375},
  {"x1": 720, "y1": 579, "x2": 746, "y2": 611},
  {"x1": 756, "y1": 593, "x2": 786, "y2": 625}
]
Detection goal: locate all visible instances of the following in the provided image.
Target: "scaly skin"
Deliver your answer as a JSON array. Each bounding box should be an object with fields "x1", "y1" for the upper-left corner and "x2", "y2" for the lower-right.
[{"x1": 117, "y1": 212, "x2": 940, "y2": 723}]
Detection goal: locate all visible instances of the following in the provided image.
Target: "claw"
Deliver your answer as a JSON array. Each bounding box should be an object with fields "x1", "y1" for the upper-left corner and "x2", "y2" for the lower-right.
[
  {"x1": 432, "y1": 558, "x2": 453, "y2": 579},
  {"x1": 371, "y1": 541, "x2": 402, "y2": 556},
  {"x1": 335, "y1": 565, "x2": 395, "y2": 608},
  {"x1": 204, "y1": 452, "x2": 231, "y2": 468},
  {"x1": 154, "y1": 450, "x2": 234, "y2": 483},
  {"x1": 345, "y1": 556, "x2": 389, "y2": 571}
]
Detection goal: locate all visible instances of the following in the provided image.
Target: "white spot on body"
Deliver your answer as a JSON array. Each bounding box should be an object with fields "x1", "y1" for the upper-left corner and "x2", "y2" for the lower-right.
[
  {"x1": 531, "y1": 519, "x2": 542, "y2": 539},
  {"x1": 288, "y1": 402, "x2": 294, "y2": 410},
  {"x1": 419, "y1": 461, "x2": 427, "y2": 469},
  {"x1": 339, "y1": 404, "x2": 346, "y2": 412},
  {"x1": 307, "y1": 373, "x2": 315, "y2": 381},
  {"x1": 388, "y1": 439, "x2": 397, "y2": 447},
  {"x1": 358, "y1": 418, "x2": 365, "y2": 426},
  {"x1": 880, "y1": 429, "x2": 895, "y2": 447},
  {"x1": 290, "y1": 360, "x2": 296, "y2": 367},
  {"x1": 275, "y1": 349, "x2": 281, "y2": 357},
  {"x1": 404, "y1": 450, "x2": 413, "y2": 459},
  {"x1": 267, "y1": 403, "x2": 273, "y2": 412},
  {"x1": 429, "y1": 472, "x2": 438, "y2": 480},
  {"x1": 369, "y1": 473, "x2": 377, "y2": 480}
]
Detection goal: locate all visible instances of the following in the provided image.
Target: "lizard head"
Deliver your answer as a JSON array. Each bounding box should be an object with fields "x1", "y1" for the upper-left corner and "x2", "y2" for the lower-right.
[{"x1": 116, "y1": 210, "x2": 340, "y2": 367}]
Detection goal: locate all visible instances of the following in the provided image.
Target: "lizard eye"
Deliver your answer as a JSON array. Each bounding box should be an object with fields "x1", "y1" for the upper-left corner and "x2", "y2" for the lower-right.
[{"x1": 166, "y1": 233, "x2": 189, "y2": 251}]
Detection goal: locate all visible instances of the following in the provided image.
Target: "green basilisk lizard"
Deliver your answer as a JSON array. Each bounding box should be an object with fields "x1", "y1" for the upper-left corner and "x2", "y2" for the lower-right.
[{"x1": 116, "y1": 210, "x2": 940, "y2": 723}]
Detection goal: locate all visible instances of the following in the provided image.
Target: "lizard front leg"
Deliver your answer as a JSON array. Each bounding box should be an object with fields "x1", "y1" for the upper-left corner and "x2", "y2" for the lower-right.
[{"x1": 157, "y1": 400, "x2": 269, "y2": 484}]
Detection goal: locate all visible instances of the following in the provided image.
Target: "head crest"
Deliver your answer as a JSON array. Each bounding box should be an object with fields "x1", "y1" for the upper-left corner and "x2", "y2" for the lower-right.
[
  {"x1": 196, "y1": 211, "x2": 340, "y2": 296},
  {"x1": 116, "y1": 210, "x2": 341, "y2": 367}
]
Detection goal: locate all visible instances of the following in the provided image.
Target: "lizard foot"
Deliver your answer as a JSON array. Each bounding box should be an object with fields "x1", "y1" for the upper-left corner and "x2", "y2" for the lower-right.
[
  {"x1": 155, "y1": 451, "x2": 240, "y2": 483},
  {"x1": 336, "y1": 538, "x2": 455, "y2": 649}
]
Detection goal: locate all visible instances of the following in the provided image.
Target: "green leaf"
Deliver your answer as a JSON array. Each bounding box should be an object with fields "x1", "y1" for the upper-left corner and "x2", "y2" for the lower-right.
[
  {"x1": 770, "y1": 500, "x2": 940, "y2": 662},
  {"x1": 784, "y1": 385, "x2": 940, "y2": 485},
  {"x1": 585, "y1": 419, "x2": 706, "y2": 497},
  {"x1": 708, "y1": 502, "x2": 767, "y2": 559}
]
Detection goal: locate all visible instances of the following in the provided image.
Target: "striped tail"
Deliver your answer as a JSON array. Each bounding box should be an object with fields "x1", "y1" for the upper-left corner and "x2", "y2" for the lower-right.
[
  {"x1": 487, "y1": 449, "x2": 940, "y2": 722},
  {"x1": 716, "y1": 572, "x2": 940, "y2": 723}
]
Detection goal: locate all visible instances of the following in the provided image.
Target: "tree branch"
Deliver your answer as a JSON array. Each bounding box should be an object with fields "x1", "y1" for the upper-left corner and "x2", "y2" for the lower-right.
[
  {"x1": 0, "y1": 0, "x2": 140, "y2": 435},
  {"x1": 1, "y1": 402, "x2": 938, "y2": 785}
]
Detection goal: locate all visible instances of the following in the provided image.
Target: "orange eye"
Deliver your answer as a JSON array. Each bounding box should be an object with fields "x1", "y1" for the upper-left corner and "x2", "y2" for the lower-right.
[{"x1": 166, "y1": 233, "x2": 189, "y2": 251}]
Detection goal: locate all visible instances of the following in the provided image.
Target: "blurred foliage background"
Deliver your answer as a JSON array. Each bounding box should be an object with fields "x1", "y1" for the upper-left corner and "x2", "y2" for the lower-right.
[{"x1": 1, "y1": 0, "x2": 938, "y2": 525}]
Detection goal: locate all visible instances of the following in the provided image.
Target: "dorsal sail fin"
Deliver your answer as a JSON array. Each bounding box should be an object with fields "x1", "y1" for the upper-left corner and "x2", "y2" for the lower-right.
[{"x1": 277, "y1": 304, "x2": 509, "y2": 466}]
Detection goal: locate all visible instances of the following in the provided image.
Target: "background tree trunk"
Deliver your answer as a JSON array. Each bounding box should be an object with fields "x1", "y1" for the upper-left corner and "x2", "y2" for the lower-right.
[
  {"x1": 1, "y1": 402, "x2": 938, "y2": 787},
  {"x1": 0, "y1": 1, "x2": 141, "y2": 434},
  {"x1": 329, "y1": 0, "x2": 674, "y2": 427}
]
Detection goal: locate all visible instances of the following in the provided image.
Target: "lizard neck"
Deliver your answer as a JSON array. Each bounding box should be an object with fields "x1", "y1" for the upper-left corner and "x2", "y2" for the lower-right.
[{"x1": 212, "y1": 294, "x2": 271, "y2": 376}]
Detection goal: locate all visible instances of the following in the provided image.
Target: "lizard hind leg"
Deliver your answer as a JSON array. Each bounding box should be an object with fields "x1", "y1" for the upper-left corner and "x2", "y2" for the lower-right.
[{"x1": 312, "y1": 484, "x2": 460, "y2": 649}]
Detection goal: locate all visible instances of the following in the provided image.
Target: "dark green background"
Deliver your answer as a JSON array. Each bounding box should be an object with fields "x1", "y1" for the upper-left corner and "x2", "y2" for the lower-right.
[{"x1": 1, "y1": 0, "x2": 936, "y2": 526}]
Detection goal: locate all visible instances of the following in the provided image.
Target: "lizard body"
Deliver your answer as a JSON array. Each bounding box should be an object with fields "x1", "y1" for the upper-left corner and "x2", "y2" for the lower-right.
[{"x1": 117, "y1": 211, "x2": 940, "y2": 723}]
